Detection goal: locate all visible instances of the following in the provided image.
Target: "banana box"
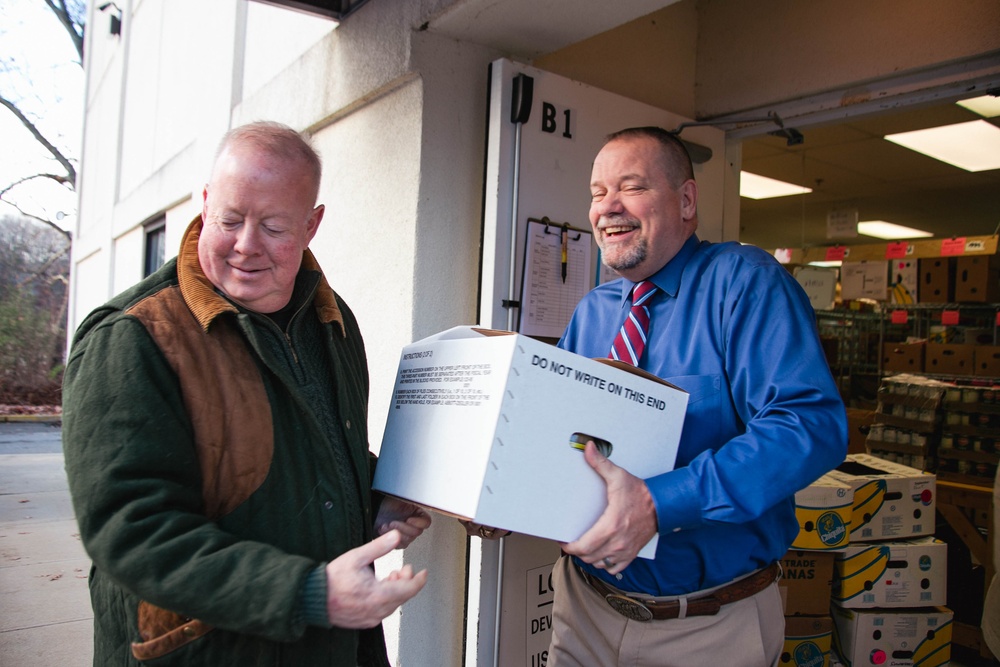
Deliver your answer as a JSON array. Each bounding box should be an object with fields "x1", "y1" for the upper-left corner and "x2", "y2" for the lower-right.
[
  {"x1": 791, "y1": 474, "x2": 852, "y2": 550},
  {"x1": 779, "y1": 550, "x2": 835, "y2": 616},
  {"x1": 832, "y1": 606, "x2": 952, "y2": 667},
  {"x1": 832, "y1": 537, "x2": 946, "y2": 609},
  {"x1": 781, "y1": 616, "x2": 832, "y2": 667},
  {"x1": 889, "y1": 259, "x2": 919, "y2": 305},
  {"x1": 825, "y1": 454, "x2": 935, "y2": 543}
]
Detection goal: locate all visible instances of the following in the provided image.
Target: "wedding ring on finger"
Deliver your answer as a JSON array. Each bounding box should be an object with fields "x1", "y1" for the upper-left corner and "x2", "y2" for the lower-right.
[{"x1": 603, "y1": 557, "x2": 614, "y2": 569}]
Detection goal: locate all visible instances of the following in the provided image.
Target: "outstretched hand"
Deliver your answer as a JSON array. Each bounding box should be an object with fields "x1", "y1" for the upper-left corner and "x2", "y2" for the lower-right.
[
  {"x1": 374, "y1": 497, "x2": 432, "y2": 549},
  {"x1": 560, "y1": 441, "x2": 658, "y2": 575},
  {"x1": 325, "y1": 529, "x2": 429, "y2": 629}
]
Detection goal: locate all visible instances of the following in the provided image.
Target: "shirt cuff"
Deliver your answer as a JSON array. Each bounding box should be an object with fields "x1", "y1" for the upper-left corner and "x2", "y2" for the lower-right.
[
  {"x1": 646, "y1": 466, "x2": 702, "y2": 533},
  {"x1": 296, "y1": 565, "x2": 332, "y2": 628}
]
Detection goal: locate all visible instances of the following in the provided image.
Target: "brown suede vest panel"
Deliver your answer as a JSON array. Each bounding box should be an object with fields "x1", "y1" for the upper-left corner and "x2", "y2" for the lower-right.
[{"x1": 126, "y1": 286, "x2": 273, "y2": 520}]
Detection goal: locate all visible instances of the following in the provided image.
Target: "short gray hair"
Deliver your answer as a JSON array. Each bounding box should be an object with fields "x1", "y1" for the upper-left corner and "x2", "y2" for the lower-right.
[{"x1": 216, "y1": 121, "x2": 323, "y2": 199}]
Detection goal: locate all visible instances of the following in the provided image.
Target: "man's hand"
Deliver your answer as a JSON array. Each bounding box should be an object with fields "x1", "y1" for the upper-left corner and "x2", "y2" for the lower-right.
[
  {"x1": 459, "y1": 520, "x2": 511, "y2": 540},
  {"x1": 374, "y1": 497, "x2": 432, "y2": 549},
  {"x1": 560, "y1": 441, "x2": 658, "y2": 575},
  {"x1": 325, "y1": 529, "x2": 429, "y2": 629}
]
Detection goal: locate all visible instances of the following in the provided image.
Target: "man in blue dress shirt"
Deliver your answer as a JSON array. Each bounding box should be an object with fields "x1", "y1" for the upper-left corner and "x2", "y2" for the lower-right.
[{"x1": 547, "y1": 127, "x2": 847, "y2": 666}]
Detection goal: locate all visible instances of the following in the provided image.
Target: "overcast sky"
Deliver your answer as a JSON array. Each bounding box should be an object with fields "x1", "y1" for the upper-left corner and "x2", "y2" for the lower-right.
[{"x1": 0, "y1": 0, "x2": 83, "y2": 230}]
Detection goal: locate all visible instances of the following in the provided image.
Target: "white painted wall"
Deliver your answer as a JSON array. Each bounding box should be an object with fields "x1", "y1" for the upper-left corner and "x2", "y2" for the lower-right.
[{"x1": 111, "y1": 226, "x2": 144, "y2": 295}]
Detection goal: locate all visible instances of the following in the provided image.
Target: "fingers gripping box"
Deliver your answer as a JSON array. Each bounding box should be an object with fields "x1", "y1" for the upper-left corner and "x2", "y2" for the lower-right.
[{"x1": 373, "y1": 327, "x2": 689, "y2": 558}]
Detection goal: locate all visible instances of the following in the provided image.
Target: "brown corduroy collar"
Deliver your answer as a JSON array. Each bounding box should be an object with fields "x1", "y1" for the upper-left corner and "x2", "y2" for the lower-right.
[{"x1": 177, "y1": 215, "x2": 346, "y2": 336}]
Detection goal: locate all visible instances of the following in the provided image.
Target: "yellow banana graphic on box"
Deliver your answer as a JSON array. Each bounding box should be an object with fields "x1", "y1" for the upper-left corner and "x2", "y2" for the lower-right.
[
  {"x1": 850, "y1": 479, "x2": 886, "y2": 538},
  {"x1": 912, "y1": 617, "x2": 952, "y2": 667},
  {"x1": 794, "y1": 504, "x2": 851, "y2": 550},
  {"x1": 833, "y1": 545, "x2": 890, "y2": 603},
  {"x1": 892, "y1": 279, "x2": 914, "y2": 304}
]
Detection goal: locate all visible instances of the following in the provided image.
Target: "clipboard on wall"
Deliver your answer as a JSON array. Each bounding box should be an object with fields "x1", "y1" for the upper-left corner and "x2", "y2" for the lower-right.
[{"x1": 516, "y1": 217, "x2": 595, "y2": 339}]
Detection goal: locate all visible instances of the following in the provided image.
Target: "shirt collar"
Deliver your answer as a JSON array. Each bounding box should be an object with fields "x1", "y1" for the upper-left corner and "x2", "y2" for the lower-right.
[
  {"x1": 618, "y1": 234, "x2": 701, "y2": 304},
  {"x1": 177, "y1": 214, "x2": 346, "y2": 336}
]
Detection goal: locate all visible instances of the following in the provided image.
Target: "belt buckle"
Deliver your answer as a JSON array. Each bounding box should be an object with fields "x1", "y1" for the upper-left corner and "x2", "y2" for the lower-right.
[{"x1": 604, "y1": 594, "x2": 653, "y2": 622}]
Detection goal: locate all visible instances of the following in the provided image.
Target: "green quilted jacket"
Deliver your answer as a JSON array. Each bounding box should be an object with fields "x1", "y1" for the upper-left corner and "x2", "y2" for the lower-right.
[{"x1": 62, "y1": 217, "x2": 390, "y2": 666}]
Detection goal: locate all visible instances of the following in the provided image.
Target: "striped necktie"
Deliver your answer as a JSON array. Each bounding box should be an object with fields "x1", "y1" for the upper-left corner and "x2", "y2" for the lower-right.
[{"x1": 609, "y1": 280, "x2": 657, "y2": 366}]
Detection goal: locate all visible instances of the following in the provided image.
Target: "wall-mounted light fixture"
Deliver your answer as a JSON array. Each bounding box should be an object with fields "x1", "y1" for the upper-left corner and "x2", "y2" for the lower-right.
[{"x1": 98, "y1": 2, "x2": 122, "y2": 37}]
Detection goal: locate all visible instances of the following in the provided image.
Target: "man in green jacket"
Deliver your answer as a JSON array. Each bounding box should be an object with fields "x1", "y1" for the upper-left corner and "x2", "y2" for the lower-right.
[{"x1": 62, "y1": 121, "x2": 430, "y2": 666}]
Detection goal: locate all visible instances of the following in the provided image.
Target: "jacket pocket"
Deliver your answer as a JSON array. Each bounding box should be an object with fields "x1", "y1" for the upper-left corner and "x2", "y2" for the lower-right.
[{"x1": 131, "y1": 601, "x2": 214, "y2": 661}]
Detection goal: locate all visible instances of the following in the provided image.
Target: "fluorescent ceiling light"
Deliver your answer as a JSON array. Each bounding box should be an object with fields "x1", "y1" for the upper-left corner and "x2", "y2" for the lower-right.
[
  {"x1": 857, "y1": 220, "x2": 933, "y2": 240},
  {"x1": 808, "y1": 261, "x2": 843, "y2": 268},
  {"x1": 884, "y1": 120, "x2": 1000, "y2": 172},
  {"x1": 957, "y1": 95, "x2": 1000, "y2": 118},
  {"x1": 740, "y1": 172, "x2": 812, "y2": 199}
]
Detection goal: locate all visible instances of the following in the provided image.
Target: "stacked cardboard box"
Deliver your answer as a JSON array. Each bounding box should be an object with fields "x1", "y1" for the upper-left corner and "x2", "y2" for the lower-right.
[
  {"x1": 778, "y1": 476, "x2": 854, "y2": 667},
  {"x1": 824, "y1": 455, "x2": 953, "y2": 667},
  {"x1": 935, "y1": 383, "x2": 1000, "y2": 487},
  {"x1": 865, "y1": 374, "x2": 948, "y2": 473}
]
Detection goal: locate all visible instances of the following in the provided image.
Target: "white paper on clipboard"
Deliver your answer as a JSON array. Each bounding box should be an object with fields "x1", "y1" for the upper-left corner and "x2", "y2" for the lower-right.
[{"x1": 517, "y1": 219, "x2": 594, "y2": 338}]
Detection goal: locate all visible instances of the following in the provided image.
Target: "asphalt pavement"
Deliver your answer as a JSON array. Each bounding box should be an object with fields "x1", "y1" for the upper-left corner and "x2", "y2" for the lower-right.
[{"x1": 0, "y1": 419, "x2": 92, "y2": 666}]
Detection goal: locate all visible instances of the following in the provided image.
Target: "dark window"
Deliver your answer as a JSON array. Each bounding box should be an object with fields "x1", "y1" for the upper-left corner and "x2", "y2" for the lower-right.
[{"x1": 144, "y1": 219, "x2": 166, "y2": 277}]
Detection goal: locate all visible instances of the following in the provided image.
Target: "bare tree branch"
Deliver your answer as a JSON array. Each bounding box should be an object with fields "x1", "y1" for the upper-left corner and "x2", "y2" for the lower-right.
[
  {"x1": 0, "y1": 93, "x2": 77, "y2": 186},
  {"x1": 0, "y1": 196, "x2": 72, "y2": 242},
  {"x1": 1, "y1": 173, "x2": 73, "y2": 199},
  {"x1": 43, "y1": 0, "x2": 85, "y2": 64},
  {"x1": 16, "y1": 244, "x2": 71, "y2": 289}
]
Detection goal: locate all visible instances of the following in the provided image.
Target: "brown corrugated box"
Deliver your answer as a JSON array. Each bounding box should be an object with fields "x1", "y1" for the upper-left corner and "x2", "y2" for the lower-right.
[
  {"x1": 779, "y1": 550, "x2": 836, "y2": 616},
  {"x1": 919, "y1": 257, "x2": 953, "y2": 303},
  {"x1": 925, "y1": 343, "x2": 975, "y2": 375},
  {"x1": 974, "y1": 345, "x2": 1000, "y2": 377},
  {"x1": 955, "y1": 255, "x2": 1000, "y2": 303},
  {"x1": 882, "y1": 342, "x2": 924, "y2": 373}
]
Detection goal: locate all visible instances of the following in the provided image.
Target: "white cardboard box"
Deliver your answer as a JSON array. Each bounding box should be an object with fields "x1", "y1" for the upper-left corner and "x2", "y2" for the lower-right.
[
  {"x1": 832, "y1": 536, "x2": 947, "y2": 608},
  {"x1": 792, "y1": 473, "x2": 853, "y2": 551},
  {"x1": 825, "y1": 454, "x2": 936, "y2": 543},
  {"x1": 832, "y1": 606, "x2": 953, "y2": 667},
  {"x1": 373, "y1": 327, "x2": 689, "y2": 558}
]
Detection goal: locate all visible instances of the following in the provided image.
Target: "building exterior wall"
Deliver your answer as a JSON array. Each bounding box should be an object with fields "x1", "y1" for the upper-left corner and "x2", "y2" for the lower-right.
[{"x1": 73, "y1": 2, "x2": 497, "y2": 664}]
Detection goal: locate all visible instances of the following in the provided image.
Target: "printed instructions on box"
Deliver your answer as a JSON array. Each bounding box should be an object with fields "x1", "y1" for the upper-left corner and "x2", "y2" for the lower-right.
[{"x1": 394, "y1": 359, "x2": 493, "y2": 408}]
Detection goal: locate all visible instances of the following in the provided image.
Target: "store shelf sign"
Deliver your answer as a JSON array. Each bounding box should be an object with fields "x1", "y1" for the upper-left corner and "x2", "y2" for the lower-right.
[
  {"x1": 941, "y1": 237, "x2": 967, "y2": 256},
  {"x1": 941, "y1": 310, "x2": 960, "y2": 325},
  {"x1": 891, "y1": 310, "x2": 908, "y2": 324},
  {"x1": 885, "y1": 242, "x2": 909, "y2": 259},
  {"x1": 825, "y1": 246, "x2": 848, "y2": 261}
]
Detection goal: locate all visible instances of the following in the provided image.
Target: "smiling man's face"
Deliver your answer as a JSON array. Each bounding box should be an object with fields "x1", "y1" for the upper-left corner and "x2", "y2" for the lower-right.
[
  {"x1": 588, "y1": 135, "x2": 698, "y2": 282},
  {"x1": 199, "y1": 143, "x2": 323, "y2": 314}
]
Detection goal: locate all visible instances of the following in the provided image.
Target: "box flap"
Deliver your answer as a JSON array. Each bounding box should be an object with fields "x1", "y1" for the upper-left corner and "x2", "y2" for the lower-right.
[{"x1": 594, "y1": 358, "x2": 687, "y2": 393}]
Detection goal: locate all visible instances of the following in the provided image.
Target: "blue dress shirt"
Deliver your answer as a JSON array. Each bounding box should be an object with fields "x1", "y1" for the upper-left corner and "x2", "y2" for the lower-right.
[{"x1": 558, "y1": 235, "x2": 847, "y2": 596}]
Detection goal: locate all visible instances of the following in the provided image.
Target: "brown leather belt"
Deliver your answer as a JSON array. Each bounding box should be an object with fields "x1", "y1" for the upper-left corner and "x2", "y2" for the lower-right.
[{"x1": 578, "y1": 562, "x2": 781, "y2": 622}]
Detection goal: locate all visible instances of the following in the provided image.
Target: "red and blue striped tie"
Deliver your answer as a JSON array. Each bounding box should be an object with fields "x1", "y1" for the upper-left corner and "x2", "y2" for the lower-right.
[{"x1": 609, "y1": 280, "x2": 657, "y2": 366}]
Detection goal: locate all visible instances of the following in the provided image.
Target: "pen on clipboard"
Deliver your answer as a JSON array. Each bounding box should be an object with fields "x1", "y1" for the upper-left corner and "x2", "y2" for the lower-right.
[{"x1": 560, "y1": 224, "x2": 568, "y2": 283}]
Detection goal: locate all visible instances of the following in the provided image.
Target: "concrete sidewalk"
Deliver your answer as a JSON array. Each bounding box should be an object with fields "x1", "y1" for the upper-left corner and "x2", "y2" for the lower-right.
[{"x1": 0, "y1": 420, "x2": 92, "y2": 666}]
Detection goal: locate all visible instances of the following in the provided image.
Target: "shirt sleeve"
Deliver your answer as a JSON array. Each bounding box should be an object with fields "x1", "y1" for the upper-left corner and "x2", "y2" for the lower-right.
[{"x1": 644, "y1": 259, "x2": 847, "y2": 534}]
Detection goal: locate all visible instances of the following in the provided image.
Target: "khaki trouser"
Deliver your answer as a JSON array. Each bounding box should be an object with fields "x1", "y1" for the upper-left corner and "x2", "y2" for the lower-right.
[{"x1": 547, "y1": 556, "x2": 784, "y2": 667}]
